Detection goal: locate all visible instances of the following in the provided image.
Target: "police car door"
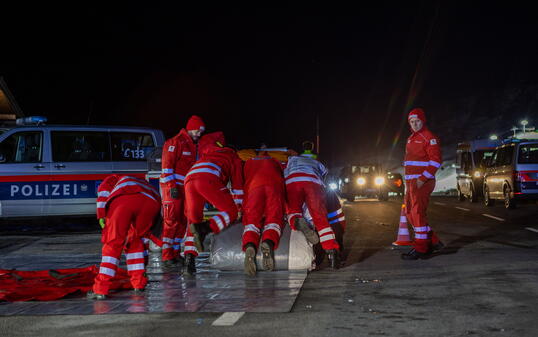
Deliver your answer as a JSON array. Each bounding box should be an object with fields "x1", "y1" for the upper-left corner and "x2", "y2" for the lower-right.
[
  {"x1": 0, "y1": 129, "x2": 51, "y2": 217},
  {"x1": 110, "y1": 131, "x2": 156, "y2": 176},
  {"x1": 48, "y1": 129, "x2": 112, "y2": 216}
]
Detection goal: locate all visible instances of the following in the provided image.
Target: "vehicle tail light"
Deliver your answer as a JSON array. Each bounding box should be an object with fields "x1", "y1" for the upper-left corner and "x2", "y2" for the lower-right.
[{"x1": 514, "y1": 171, "x2": 532, "y2": 182}]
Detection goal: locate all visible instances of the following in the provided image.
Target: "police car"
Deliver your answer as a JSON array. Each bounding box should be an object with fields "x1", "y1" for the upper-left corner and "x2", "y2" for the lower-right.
[{"x1": 0, "y1": 117, "x2": 165, "y2": 218}]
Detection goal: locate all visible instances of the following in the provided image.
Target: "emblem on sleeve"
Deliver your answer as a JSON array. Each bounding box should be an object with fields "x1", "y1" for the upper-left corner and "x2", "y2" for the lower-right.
[
  {"x1": 168, "y1": 145, "x2": 175, "y2": 152},
  {"x1": 430, "y1": 139, "x2": 437, "y2": 145}
]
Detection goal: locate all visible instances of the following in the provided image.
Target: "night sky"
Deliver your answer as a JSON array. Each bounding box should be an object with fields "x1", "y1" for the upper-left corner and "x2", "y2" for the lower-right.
[{"x1": 1, "y1": 3, "x2": 537, "y2": 168}]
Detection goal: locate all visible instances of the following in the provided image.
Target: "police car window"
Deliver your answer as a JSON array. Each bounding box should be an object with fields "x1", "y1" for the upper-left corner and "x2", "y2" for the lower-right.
[
  {"x1": 518, "y1": 144, "x2": 538, "y2": 164},
  {"x1": 111, "y1": 132, "x2": 155, "y2": 161},
  {"x1": 51, "y1": 131, "x2": 110, "y2": 162},
  {"x1": 0, "y1": 131, "x2": 42, "y2": 163}
]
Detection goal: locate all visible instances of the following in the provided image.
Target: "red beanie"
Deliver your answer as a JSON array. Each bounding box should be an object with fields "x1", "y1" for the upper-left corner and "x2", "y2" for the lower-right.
[
  {"x1": 408, "y1": 108, "x2": 426, "y2": 124},
  {"x1": 186, "y1": 115, "x2": 205, "y2": 132}
]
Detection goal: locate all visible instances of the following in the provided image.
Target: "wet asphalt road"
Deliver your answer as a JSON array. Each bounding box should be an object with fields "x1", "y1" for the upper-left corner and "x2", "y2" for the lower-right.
[{"x1": 1, "y1": 196, "x2": 538, "y2": 337}]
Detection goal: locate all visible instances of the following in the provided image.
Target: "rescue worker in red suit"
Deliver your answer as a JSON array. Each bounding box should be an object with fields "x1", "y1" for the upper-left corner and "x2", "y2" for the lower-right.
[
  {"x1": 87, "y1": 175, "x2": 161, "y2": 299},
  {"x1": 241, "y1": 149, "x2": 286, "y2": 276},
  {"x1": 183, "y1": 132, "x2": 244, "y2": 276},
  {"x1": 160, "y1": 115, "x2": 205, "y2": 268},
  {"x1": 285, "y1": 142, "x2": 341, "y2": 269},
  {"x1": 304, "y1": 188, "x2": 347, "y2": 265},
  {"x1": 402, "y1": 108, "x2": 444, "y2": 260}
]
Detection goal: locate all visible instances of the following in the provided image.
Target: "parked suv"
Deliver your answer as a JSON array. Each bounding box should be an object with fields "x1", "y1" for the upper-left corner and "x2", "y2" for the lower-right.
[{"x1": 483, "y1": 139, "x2": 538, "y2": 208}]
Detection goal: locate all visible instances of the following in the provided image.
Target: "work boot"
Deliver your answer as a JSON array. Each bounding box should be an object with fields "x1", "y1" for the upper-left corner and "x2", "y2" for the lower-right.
[
  {"x1": 182, "y1": 253, "x2": 196, "y2": 276},
  {"x1": 244, "y1": 243, "x2": 257, "y2": 276},
  {"x1": 432, "y1": 241, "x2": 445, "y2": 252},
  {"x1": 326, "y1": 249, "x2": 340, "y2": 269},
  {"x1": 190, "y1": 221, "x2": 212, "y2": 252},
  {"x1": 401, "y1": 248, "x2": 431, "y2": 260},
  {"x1": 261, "y1": 240, "x2": 275, "y2": 271},
  {"x1": 162, "y1": 259, "x2": 178, "y2": 271},
  {"x1": 86, "y1": 290, "x2": 107, "y2": 300},
  {"x1": 295, "y1": 218, "x2": 320, "y2": 244}
]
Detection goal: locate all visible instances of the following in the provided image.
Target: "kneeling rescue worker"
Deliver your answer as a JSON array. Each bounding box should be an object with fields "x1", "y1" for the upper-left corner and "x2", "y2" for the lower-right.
[
  {"x1": 241, "y1": 147, "x2": 286, "y2": 276},
  {"x1": 285, "y1": 141, "x2": 341, "y2": 269},
  {"x1": 183, "y1": 132, "x2": 244, "y2": 276},
  {"x1": 88, "y1": 175, "x2": 161, "y2": 299},
  {"x1": 402, "y1": 108, "x2": 444, "y2": 260}
]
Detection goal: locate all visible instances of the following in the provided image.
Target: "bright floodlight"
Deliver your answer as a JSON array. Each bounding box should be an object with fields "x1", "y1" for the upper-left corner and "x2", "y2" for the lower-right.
[
  {"x1": 329, "y1": 183, "x2": 338, "y2": 190},
  {"x1": 356, "y1": 177, "x2": 366, "y2": 185},
  {"x1": 374, "y1": 177, "x2": 385, "y2": 186},
  {"x1": 490, "y1": 135, "x2": 498, "y2": 140}
]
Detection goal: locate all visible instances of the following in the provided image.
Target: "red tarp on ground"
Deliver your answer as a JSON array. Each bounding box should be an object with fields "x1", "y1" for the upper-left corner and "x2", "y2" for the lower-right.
[{"x1": 0, "y1": 266, "x2": 132, "y2": 302}]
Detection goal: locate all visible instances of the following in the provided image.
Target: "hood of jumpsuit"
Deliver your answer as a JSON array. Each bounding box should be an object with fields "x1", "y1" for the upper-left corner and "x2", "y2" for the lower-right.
[
  {"x1": 199, "y1": 131, "x2": 226, "y2": 156},
  {"x1": 408, "y1": 108, "x2": 427, "y2": 133}
]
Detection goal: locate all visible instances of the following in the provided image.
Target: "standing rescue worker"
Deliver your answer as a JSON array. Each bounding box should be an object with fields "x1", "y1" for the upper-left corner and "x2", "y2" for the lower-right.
[
  {"x1": 160, "y1": 115, "x2": 205, "y2": 268},
  {"x1": 402, "y1": 108, "x2": 443, "y2": 260},
  {"x1": 183, "y1": 132, "x2": 244, "y2": 276},
  {"x1": 241, "y1": 149, "x2": 286, "y2": 276},
  {"x1": 87, "y1": 175, "x2": 161, "y2": 299},
  {"x1": 285, "y1": 143, "x2": 341, "y2": 269}
]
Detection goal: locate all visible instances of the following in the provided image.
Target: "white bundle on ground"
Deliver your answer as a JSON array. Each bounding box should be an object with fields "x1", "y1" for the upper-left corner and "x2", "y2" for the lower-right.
[{"x1": 210, "y1": 221, "x2": 314, "y2": 271}]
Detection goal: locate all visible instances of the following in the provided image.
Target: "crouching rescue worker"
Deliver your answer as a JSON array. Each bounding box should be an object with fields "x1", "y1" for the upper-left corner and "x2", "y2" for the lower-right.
[
  {"x1": 285, "y1": 141, "x2": 341, "y2": 269},
  {"x1": 160, "y1": 115, "x2": 205, "y2": 268},
  {"x1": 242, "y1": 148, "x2": 286, "y2": 276},
  {"x1": 87, "y1": 175, "x2": 161, "y2": 299},
  {"x1": 402, "y1": 108, "x2": 444, "y2": 260},
  {"x1": 182, "y1": 132, "x2": 244, "y2": 276}
]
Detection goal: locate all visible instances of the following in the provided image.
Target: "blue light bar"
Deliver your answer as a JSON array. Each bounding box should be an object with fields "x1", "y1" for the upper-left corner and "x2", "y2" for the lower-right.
[{"x1": 16, "y1": 116, "x2": 48, "y2": 126}]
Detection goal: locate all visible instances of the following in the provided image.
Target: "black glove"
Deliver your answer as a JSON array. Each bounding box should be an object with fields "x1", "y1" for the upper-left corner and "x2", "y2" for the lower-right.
[{"x1": 170, "y1": 187, "x2": 180, "y2": 199}]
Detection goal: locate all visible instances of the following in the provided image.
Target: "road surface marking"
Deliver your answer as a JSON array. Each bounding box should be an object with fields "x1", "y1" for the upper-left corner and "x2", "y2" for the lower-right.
[
  {"x1": 212, "y1": 312, "x2": 245, "y2": 326},
  {"x1": 525, "y1": 227, "x2": 538, "y2": 234},
  {"x1": 434, "y1": 202, "x2": 446, "y2": 206},
  {"x1": 455, "y1": 207, "x2": 470, "y2": 211},
  {"x1": 482, "y1": 214, "x2": 505, "y2": 222}
]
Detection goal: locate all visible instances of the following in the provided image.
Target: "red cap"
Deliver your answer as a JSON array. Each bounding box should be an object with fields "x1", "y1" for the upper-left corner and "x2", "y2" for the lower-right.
[
  {"x1": 408, "y1": 108, "x2": 426, "y2": 123},
  {"x1": 186, "y1": 115, "x2": 205, "y2": 132}
]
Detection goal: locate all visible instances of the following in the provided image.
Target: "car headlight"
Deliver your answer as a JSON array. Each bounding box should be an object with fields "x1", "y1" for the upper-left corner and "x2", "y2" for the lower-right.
[
  {"x1": 356, "y1": 177, "x2": 366, "y2": 185},
  {"x1": 329, "y1": 183, "x2": 338, "y2": 190},
  {"x1": 473, "y1": 171, "x2": 481, "y2": 178},
  {"x1": 374, "y1": 177, "x2": 385, "y2": 186},
  {"x1": 344, "y1": 178, "x2": 349, "y2": 183}
]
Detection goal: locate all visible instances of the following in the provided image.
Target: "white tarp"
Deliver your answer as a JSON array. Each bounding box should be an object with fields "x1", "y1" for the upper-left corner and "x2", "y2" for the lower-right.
[{"x1": 210, "y1": 221, "x2": 314, "y2": 271}]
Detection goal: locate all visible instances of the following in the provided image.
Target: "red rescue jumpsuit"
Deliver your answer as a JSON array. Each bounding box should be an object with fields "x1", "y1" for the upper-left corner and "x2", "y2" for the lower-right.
[
  {"x1": 160, "y1": 129, "x2": 197, "y2": 261},
  {"x1": 404, "y1": 108, "x2": 442, "y2": 253},
  {"x1": 93, "y1": 175, "x2": 161, "y2": 295},
  {"x1": 285, "y1": 155, "x2": 340, "y2": 251},
  {"x1": 325, "y1": 189, "x2": 346, "y2": 248},
  {"x1": 183, "y1": 132, "x2": 244, "y2": 257},
  {"x1": 242, "y1": 154, "x2": 286, "y2": 250}
]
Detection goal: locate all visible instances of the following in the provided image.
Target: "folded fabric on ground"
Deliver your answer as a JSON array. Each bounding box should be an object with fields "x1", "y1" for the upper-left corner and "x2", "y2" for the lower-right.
[{"x1": 0, "y1": 266, "x2": 131, "y2": 302}]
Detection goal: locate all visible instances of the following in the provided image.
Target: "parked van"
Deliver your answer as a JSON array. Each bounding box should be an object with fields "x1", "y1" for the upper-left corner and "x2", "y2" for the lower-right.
[
  {"x1": 483, "y1": 137, "x2": 538, "y2": 208},
  {"x1": 0, "y1": 117, "x2": 165, "y2": 218},
  {"x1": 456, "y1": 138, "x2": 499, "y2": 202}
]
